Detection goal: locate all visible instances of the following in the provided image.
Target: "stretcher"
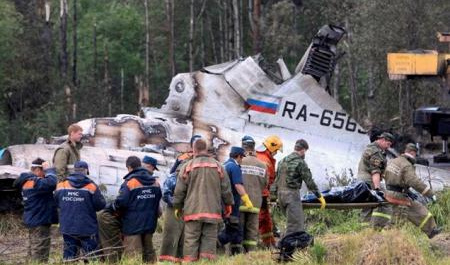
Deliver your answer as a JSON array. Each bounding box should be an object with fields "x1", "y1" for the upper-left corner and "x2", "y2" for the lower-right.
[{"x1": 301, "y1": 201, "x2": 389, "y2": 209}]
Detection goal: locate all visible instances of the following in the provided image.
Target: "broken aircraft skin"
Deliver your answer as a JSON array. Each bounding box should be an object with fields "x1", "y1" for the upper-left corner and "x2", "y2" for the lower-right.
[{"x1": 1, "y1": 25, "x2": 449, "y2": 205}]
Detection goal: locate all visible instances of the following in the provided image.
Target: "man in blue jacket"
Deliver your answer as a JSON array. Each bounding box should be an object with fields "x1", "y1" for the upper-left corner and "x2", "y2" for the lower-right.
[
  {"x1": 112, "y1": 156, "x2": 162, "y2": 263},
  {"x1": 55, "y1": 161, "x2": 106, "y2": 261},
  {"x1": 218, "y1": 146, "x2": 254, "y2": 255},
  {"x1": 159, "y1": 172, "x2": 184, "y2": 262},
  {"x1": 13, "y1": 158, "x2": 57, "y2": 263}
]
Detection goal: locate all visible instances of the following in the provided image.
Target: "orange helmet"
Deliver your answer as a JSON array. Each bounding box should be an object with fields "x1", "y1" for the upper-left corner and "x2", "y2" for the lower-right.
[{"x1": 263, "y1": 135, "x2": 283, "y2": 153}]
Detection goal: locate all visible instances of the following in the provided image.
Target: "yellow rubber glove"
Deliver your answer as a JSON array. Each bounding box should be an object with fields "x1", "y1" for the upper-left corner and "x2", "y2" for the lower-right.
[
  {"x1": 318, "y1": 196, "x2": 326, "y2": 210},
  {"x1": 241, "y1": 194, "x2": 254, "y2": 208},
  {"x1": 174, "y1": 208, "x2": 183, "y2": 220}
]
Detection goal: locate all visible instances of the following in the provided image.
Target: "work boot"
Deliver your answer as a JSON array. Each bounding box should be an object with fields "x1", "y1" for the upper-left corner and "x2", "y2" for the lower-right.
[
  {"x1": 428, "y1": 227, "x2": 442, "y2": 239},
  {"x1": 230, "y1": 246, "x2": 242, "y2": 256}
]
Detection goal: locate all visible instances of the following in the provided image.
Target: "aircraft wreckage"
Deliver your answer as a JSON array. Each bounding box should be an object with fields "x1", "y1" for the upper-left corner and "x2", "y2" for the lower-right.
[{"x1": 1, "y1": 25, "x2": 449, "y2": 208}]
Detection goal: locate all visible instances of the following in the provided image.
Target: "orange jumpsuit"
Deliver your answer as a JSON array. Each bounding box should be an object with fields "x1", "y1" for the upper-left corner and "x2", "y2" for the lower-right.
[{"x1": 256, "y1": 149, "x2": 276, "y2": 247}]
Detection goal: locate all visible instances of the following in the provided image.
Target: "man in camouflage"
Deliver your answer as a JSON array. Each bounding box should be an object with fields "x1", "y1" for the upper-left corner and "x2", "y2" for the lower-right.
[
  {"x1": 357, "y1": 132, "x2": 394, "y2": 223},
  {"x1": 272, "y1": 139, "x2": 325, "y2": 235},
  {"x1": 239, "y1": 136, "x2": 267, "y2": 252},
  {"x1": 376, "y1": 143, "x2": 441, "y2": 238},
  {"x1": 53, "y1": 124, "x2": 83, "y2": 180},
  {"x1": 173, "y1": 139, "x2": 234, "y2": 262}
]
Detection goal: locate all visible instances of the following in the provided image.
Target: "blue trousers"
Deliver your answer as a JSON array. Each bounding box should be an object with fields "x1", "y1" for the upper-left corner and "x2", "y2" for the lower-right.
[{"x1": 62, "y1": 234, "x2": 98, "y2": 260}]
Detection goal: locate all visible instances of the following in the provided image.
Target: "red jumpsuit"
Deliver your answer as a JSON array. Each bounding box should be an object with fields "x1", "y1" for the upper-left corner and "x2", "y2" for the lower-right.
[{"x1": 256, "y1": 149, "x2": 276, "y2": 247}]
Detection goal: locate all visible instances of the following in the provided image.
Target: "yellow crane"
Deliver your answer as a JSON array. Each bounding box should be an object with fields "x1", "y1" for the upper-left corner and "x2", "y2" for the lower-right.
[
  {"x1": 387, "y1": 32, "x2": 450, "y2": 163},
  {"x1": 387, "y1": 32, "x2": 450, "y2": 91}
]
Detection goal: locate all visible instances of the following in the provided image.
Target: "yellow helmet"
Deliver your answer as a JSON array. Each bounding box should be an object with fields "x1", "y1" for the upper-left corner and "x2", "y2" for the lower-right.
[{"x1": 263, "y1": 135, "x2": 283, "y2": 153}]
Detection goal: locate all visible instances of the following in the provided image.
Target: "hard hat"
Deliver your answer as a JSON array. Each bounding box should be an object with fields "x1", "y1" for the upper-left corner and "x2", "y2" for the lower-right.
[{"x1": 263, "y1": 135, "x2": 283, "y2": 153}]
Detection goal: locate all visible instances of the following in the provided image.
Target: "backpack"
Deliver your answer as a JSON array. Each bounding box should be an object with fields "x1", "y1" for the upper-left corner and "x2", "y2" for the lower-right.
[{"x1": 276, "y1": 231, "x2": 314, "y2": 262}]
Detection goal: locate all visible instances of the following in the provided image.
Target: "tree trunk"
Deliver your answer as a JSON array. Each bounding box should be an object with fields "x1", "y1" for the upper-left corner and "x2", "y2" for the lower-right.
[
  {"x1": 93, "y1": 20, "x2": 98, "y2": 83},
  {"x1": 252, "y1": 0, "x2": 261, "y2": 54},
  {"x1": 144, "y1": 0, "x2": 150, "y2": 105},
  {"x1": 218, "y1": 1, "x2": 224, "y2": 62},
  {"x1": 136, "y1": 75, "x2": 149, "y2": 110},
  {"x1": 366, "y1": 64, "x2": 375, "y2": 120},
  {"x1": 42, "y1": 0, "x2": 52, "y2": 71},
  {"x1": 332, "y1": 62, "x2": 340, "y2": 101},
  {"x1": 227, "y1": 1, "x2": 233, "y2": 60},
  {"x1": 59, "y1": 0, "x2": 70, "y2": 121},
  {"x1": 239, "y1": 0, "x2": 243, "y2": 56},
  {"x1": 121, "y1": 68, "x2": 124, "y2": 112},
  {"x1": 165, "y1": 0, "x2": 176, "y2": 76},
  {"x1": 103, "y1": 44, "x2": 112, "y2": 116},
  {"x1": 59, "y1": 0, "x2": 68, "y2": 80},
  {"x1": 72, "y1": 0, "x2": 78, "y2": 87},
  {"x1": 223, "y1": 1, "x2": 229, "y2": 60},
  {"x1": 189, "y1": 0, "x2": 195, "y2": 72},
  {"x1": 344, "y1": 19, "x2": 359, "y2": 120},
  {"x1": 200, "y1": 14, "x2": 205, "y2": 67},
  {"x1": 207, "y1": 15, "x2": 218, "y2": 64},
  {"x1": 233, "y1": 0, "x2": 240, "y2": 58}
]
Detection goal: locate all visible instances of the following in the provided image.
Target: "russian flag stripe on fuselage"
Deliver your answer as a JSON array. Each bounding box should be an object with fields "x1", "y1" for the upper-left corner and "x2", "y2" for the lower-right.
[{"x1": 247, "y1": 98, "x2": 278, "y2": 114}]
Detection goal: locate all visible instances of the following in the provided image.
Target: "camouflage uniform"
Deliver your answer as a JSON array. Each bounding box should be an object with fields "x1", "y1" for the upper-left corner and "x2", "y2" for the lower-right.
[
  {"x1": 357, "y1": 142, "x2": 387, "y2": 223},
  {"x1": 159, "y1": 173, "x2": 184, "y2": 262},
  {"x1": 173, "y1": 154, "x2": 233, "y2": 262},
  {"x1": 52, "y1": 140, "x2": 82, "y2": 181},
  {"x1": 377, "y1": 154, "x2": 437, "y2": 236},
  {"x1": 239, "y1": 151, "x2": 267, "y2": 252},
  {"x1": 274, "y1": 152, "x2": 320, "y2": 235},
  {"x1": 97, "y1": 210, "x2": 123, "y2": 263}
]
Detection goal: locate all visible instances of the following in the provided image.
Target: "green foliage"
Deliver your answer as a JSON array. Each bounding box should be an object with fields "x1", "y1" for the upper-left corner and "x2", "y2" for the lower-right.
[
  {"x1": 305, "y1": 209, "x2": 365, "y2": 235},
  {"x1": 0, "y1": 0, "x2": 448, "y2": 145},
  {"x1": 429, "y1": 188, "x2": 450, "y2": 231},
  {"x1": 309, "y1": 242, "x2": 327, "y2": 264}
]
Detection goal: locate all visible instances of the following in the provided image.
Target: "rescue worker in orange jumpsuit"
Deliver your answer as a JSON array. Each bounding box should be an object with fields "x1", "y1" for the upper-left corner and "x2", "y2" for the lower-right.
[{"x1": 256, "y1": 135, "x2": 283, "y2": 247}]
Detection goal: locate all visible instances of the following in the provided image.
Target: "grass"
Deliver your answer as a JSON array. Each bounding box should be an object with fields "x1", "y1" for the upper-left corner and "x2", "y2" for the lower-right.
[
  {"x1": 1, "y1": 189, "x2": 449, "y2": 264},
  {"x1": 429, "y1": 189, "x2": 450, "y2": 231}
]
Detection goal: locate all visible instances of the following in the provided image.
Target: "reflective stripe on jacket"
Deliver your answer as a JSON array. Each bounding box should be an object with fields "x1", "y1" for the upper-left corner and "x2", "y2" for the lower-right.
[{"x1": 173, "y1": 155, "x2": 233, "y2": 223}]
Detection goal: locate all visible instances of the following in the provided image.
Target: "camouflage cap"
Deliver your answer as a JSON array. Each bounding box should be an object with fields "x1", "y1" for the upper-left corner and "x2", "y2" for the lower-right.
[
  {"x1": 378, "y1": 132, "x2": 395, "y2": 143},
  {"x1": 405, "y1": 143, "x2": 418, "y2": 152}
]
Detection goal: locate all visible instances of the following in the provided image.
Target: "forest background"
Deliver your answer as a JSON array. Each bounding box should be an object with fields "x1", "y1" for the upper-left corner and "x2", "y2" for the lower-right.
[{"x1": 0, "y1": 0, "x2": 448, "y2": 147}]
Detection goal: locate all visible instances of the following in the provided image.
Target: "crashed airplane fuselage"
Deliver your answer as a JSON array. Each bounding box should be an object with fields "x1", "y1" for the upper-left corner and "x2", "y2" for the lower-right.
[{"x1": 1, "y1": 25, "x2": 449, "y2": 202}]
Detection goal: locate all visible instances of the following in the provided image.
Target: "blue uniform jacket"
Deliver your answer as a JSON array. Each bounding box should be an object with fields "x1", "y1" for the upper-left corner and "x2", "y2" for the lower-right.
[
  {"x1": 13, "y1": 169, "x2": 58, "y2": 227},
  {"x1": 224, "y1": 158, "x2": 243, "y2": 217},
  {"x1": 114, "y1": 167, "x2": 162, "y2": 235},
  {"x1": 162, "y1": 172, "x2": 177, "y2": 207},
  {"x1": 55, "y1": 173, "x2": 106, "y2": 236}
]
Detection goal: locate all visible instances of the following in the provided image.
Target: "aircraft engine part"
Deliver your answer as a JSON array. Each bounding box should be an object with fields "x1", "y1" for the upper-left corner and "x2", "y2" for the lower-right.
[{"x1": 301, "y1": 24, "x2": 346, "y2": 82}]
